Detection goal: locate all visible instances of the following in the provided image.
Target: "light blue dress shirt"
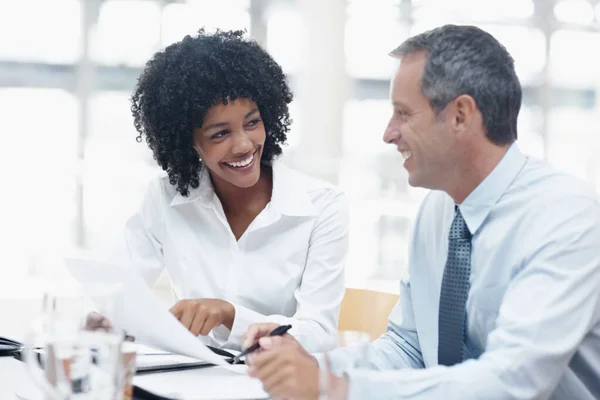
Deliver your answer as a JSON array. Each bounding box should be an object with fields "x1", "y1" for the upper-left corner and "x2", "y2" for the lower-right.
[{"x1": 327, "y1": 144, "x2": 600, "y2": 399}]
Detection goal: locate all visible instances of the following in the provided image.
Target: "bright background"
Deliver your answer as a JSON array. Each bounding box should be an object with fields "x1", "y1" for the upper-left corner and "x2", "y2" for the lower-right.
[{"x1": 0, "y1": 1, "x2": 599, "y2": 334}]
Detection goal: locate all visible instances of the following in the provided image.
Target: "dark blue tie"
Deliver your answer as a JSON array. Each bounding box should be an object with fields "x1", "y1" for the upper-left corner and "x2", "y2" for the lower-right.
[{"x1": 438, "y1": 206, "x2": 472, "y2": 366}]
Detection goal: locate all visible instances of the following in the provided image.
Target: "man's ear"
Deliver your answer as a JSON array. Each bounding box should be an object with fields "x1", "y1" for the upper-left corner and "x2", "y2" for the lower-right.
[{"x1": 453, "y1": 94, "x2": 479, "y2": 137}]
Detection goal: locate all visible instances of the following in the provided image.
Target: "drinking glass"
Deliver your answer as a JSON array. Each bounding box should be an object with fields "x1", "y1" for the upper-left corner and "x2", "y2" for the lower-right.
[{"x1": 23, "y1": 282, "x2": 126, "y2": 400}]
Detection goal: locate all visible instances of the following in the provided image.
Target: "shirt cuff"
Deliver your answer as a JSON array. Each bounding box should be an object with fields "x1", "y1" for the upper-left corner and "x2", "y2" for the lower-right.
[
  {"x1": 315, "y1": 350, "x2": 348, "y2": 376},
  {"x1": 345, "y1": 369, "x2": 376, "y2": 400},
  {"x1": 229, "y1": 303, "x2": 266, "y2": 346},
  {"x1": 211, "y1": 325, "x2": 232, "y2": 344}
]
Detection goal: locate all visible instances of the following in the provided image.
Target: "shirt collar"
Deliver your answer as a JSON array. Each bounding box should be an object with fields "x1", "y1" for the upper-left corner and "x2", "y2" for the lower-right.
[
  {"x1": 458, "y1": 143, "x2": 527, "y2": 235},
  {"x1": 269, "y1": 159, "x2": 317, "y2": 217},
  {"x1": 169, "y1": 158, "x2": 317, "y2": 216},
  {"x1": 169, "y1": 164, "x2": 214, "y2": 207}
]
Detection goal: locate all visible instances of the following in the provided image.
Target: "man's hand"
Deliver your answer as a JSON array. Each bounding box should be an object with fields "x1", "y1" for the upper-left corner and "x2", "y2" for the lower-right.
[
  {"x1": 247, "y1": 337, "x2": 321, "y2": 399},
  {"x1": 243, "y1": 322, "x2": 298, "y2": 350},
  {"x1": 169, "y1": 298, "x2": 235, "y2": 335},
  {"x1": 245, "y1": 325, "x2": 349, "y2": 400}
]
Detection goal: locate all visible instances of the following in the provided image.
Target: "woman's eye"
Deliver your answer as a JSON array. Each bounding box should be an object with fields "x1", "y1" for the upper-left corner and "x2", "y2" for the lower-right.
[
  {"x1": 247, "y1": 118, "x2": 261, "y2": 127},
  {"x1": 211, "y1": 130, "x2": 229, "y2": 139}
]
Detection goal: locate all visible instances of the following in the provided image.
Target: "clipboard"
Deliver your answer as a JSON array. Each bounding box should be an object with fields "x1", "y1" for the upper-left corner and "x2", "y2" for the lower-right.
[
  {"x1": 10, "y1": 339, "x2": 243, "y2": 371},
  {"x1": 0, "y1": 336, "x2": 22, "y2": 357},
  {"x1": 136, "y1": 345, "x2": 243, "y2": 374}
]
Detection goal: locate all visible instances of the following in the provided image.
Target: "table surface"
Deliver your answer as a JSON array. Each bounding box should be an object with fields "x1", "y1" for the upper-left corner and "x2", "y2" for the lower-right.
[
  {"x1": 0, "y1": 357, "x2": 268, "y2": 400},
  {"x1": 0, "y1": 357, "x2": 42, "y2": 400}
]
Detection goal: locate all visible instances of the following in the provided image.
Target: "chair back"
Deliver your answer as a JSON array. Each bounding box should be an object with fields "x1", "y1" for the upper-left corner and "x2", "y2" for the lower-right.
[{"x1": 338, "y1": 288, "x2": 399, "y2": 340}]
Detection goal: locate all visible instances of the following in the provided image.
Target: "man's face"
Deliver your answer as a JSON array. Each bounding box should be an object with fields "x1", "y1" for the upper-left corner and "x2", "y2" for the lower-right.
[{"x1": 383, "y1": 52, "x2": 457, "y2": 190}]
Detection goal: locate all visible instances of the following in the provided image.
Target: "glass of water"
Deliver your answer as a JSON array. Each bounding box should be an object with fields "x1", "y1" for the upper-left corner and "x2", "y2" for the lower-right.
[{"x1": 23, "y1": 282, "x2": 125, "y2": 400}]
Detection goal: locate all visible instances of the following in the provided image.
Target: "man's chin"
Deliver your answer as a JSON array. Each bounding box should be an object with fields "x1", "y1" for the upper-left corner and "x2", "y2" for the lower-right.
[
  {"x1": 407, "y1": 174, "x2": 419, "y2": 188},
  {"x1": 407, "y1": 173, "x2": 427, "y2": 189}
]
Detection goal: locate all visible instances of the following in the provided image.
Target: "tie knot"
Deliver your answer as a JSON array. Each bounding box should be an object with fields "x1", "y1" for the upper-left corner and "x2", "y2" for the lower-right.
[{"x1": 449, "y1": 208, "x2": 471, "y2": 240}]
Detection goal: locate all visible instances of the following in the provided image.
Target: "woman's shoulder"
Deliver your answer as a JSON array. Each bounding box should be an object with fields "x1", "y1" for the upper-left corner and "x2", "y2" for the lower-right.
[
  {"x1": 272, "y1": 161, "x2": 347, "y2": 215},
  {"x1": 136, "y1": 172, "x2": 182, "y2": 212},
  {"x1": 283, "y1": 166, "x2": 339, "y2": 192}
]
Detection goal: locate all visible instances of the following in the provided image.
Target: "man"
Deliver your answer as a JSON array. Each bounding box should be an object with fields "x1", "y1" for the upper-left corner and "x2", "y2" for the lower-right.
[{"x1": 243, "y1": 24, "x2": 600, "y2": 400}]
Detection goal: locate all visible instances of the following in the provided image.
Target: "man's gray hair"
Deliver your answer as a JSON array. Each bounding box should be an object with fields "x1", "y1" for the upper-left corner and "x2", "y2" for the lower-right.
[{"x1": 390, "y1": 25, "x2": 521, "y2": 145}]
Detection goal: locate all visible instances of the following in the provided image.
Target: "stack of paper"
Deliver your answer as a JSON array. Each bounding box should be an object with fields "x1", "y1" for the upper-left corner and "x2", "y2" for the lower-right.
[
  {"x1": 49, "y1": 259, "x2": 271, "y2": 400},
  {"x1": 133, "y1": 366, "x2": 269, "y2": 400},
  {"x1": 65, "y1": 258, "x2": 229, "y2": 368}
]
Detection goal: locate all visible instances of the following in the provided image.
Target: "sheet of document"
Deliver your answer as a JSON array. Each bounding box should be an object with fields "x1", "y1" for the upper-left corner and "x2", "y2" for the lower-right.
[
  {"x1": 65, "y1": 258, "x2": 234, "y2": 370},
  {"x1": 126, "y1": 342, "x2": 172, "y2": 356},
  {"x1": 136, "y1": 353, "x2": 210, "y2": 369},
  {"x1": 133, "y1": 365, "x2": 269, "y2": 400}
]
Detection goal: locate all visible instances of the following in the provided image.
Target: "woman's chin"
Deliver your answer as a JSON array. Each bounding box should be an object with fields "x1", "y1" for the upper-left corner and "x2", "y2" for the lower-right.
[{"x1": 221, "y1": 163, "x2": 261, "y2": 188}]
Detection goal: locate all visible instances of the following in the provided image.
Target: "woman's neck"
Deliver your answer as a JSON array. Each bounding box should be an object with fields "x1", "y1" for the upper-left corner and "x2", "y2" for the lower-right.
[{"x1": 211, "y1": 165, "x2": 273, "y2": 214}]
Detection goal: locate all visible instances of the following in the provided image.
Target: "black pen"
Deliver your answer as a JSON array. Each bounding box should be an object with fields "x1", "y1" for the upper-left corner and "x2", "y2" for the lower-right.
[{"x1": 231, "y1": 324, "x2": 292, "y2": 364}]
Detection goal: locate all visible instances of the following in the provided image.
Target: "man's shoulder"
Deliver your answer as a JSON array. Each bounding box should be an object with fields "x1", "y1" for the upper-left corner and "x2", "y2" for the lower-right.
[
  {"x1": 497, "y1": 158, "x2": 600, "y2": 246},
  {"x1": 511, "y1": 157, "x2": 599, "y2": 207}
]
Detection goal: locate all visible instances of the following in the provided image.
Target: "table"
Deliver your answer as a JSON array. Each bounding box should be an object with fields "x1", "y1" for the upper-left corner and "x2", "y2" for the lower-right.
[
  {"x1": 0, "y1": 357, "x2": 268, "y2": 400},
  {"x1": 1, "y1": 357, "x2": 36, "y2": 400}
]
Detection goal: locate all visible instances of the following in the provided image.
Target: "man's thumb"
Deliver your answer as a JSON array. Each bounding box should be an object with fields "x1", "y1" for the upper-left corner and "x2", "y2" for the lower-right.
[{"x1": 259, "y1": 336, "x2": 285, "y2": 350}]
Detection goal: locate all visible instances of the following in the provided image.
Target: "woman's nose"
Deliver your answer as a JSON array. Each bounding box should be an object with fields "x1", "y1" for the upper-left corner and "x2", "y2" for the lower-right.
[{"x1": 231, "y1": 131, "x2": 254, "y2": 155}]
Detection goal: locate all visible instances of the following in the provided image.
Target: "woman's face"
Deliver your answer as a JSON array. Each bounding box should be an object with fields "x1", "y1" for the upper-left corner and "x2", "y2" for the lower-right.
[{"x1": 193, "y1": 98, "x2": 266, "y2": 189}]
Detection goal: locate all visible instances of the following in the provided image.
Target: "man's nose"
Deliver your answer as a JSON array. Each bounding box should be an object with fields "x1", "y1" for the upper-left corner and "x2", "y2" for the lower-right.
[{"x1": 383, "y1": 123, "x2": 401, "y2": 144}]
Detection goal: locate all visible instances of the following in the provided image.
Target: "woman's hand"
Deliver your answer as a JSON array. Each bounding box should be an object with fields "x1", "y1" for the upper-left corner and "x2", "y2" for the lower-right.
[
  {"x1": 169, "y1": 299, "x2": 235, "y2": 335},
  {"x1": 85, "y1": 312, "x2": 135, "y2": 341},
  {"x1": 85, "y1": 311, "x2": 113, "y2": 332}
]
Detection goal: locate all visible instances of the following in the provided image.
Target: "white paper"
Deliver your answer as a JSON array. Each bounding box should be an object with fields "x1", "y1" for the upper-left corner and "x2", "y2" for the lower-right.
[
  {"x1": 133, "y1": 365, "x2": 269, "y2": 400},
  {"x1": 65, "y1": 258, "x2": 234, "y2": 370},
  {"x1": 136, "y1": 353, "x2": 210, "y2": 369},
  {"x1": 126, "y1": 342, "x2": 172, "y2": 356}
]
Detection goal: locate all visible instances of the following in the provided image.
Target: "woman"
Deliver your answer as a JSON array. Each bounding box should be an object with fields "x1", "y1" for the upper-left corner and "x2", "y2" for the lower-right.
[{"x1": 118, "y1": 29, "x2": 348, "y2": 351}]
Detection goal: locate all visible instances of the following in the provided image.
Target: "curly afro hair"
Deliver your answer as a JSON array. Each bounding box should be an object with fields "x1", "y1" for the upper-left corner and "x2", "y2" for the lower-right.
[{"x1": 130, "y1": 28, "x2": 293, "y2": 197}]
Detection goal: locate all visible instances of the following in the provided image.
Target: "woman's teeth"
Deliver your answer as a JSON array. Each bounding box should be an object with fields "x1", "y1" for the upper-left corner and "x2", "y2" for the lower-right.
[{"x1": 226, "y1": 153, "x2": 254, "y2": 168}]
